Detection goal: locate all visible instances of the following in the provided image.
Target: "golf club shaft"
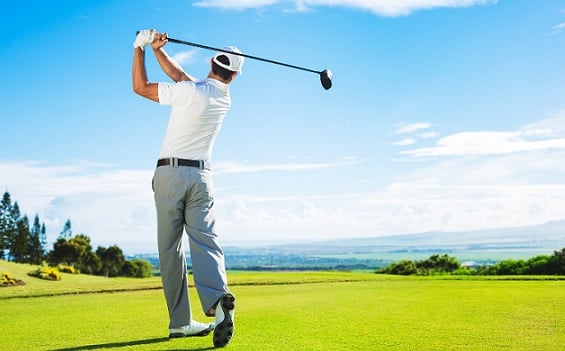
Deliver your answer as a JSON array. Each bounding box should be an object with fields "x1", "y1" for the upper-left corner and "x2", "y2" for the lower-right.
[{"x1": 167, "y1": 37, "x2": 322, "y2": 75}]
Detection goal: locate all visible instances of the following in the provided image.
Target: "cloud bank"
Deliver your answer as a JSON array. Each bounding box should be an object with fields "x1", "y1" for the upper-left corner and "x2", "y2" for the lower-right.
[
  {"x1": 193, "y1": 0, "x2": 497, "y2": 16},
  {"x1": 401, "y1": 113, "x2": 565, "y2": 157},
  {"x1": 3, "y1": 112, "x2": 565, "y2": 252}
]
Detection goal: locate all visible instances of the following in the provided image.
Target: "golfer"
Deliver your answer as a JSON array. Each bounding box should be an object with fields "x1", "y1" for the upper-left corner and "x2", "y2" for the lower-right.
[{"x1": 132, "y1": 29, "x2": 239, "y2": 348}]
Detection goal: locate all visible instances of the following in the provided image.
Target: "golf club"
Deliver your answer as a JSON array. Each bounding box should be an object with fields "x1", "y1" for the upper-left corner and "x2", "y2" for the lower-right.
[{"x1": 140, "y1": 32, "x2": 332, "y2": 90}]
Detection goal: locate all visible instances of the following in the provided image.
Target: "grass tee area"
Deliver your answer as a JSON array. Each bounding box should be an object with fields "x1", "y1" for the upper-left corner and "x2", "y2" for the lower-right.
[{"x1": 1, "y1": 260, "x2": 564, "y2": 350}]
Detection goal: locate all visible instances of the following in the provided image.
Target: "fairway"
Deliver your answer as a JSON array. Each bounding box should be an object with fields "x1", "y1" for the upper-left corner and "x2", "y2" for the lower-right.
[{"x1": 1, "y1": 267, "x2": 563, "y2": 350}]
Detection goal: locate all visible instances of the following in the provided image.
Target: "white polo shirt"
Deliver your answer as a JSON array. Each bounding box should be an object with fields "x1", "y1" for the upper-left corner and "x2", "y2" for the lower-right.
[{"x1": 157, "y1": 78, "x2": 231, "y2": 162}]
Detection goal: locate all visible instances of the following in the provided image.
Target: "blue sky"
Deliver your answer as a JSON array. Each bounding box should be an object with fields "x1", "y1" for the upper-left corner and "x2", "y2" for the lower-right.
[{"x1": 1, "y1": 0, "x2": 564, "y2": 253}]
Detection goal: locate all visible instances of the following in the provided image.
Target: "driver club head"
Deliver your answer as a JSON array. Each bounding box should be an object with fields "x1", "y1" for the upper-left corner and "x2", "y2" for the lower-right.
[{"x1": 320, "y1": 69, "x2": 333, "y2": 90}]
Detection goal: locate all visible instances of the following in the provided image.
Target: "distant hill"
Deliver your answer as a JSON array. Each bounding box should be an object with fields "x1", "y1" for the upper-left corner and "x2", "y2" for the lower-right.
[
  {"x1": 223, "y1": 220, "x2": 565, "y2": 268},
  {"x1": 273, "y1": 219, "x2": 565, "y2": 254},
  {"x1": 136, "y1": 221, "x2": 565, "y2": 270}
]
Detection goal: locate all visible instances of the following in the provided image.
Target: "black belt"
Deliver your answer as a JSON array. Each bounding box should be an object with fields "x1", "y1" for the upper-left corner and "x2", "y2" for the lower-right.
[{"x1": 156, "y1": 158, "x2": 208, "y2": 170}]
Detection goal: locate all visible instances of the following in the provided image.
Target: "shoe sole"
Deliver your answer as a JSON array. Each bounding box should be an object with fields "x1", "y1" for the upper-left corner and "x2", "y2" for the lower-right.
[
  {"x1": 169, "y1": 326, "x2": 213, "y2": 339},
  {"x1": 213, "y1": 293, "x2": 235, "y2": 348}
]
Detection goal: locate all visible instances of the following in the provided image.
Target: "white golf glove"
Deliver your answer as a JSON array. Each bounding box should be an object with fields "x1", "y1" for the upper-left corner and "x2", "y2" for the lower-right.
[{"x1": 133, "y1": 30, "x2": 155, "y2": 50}]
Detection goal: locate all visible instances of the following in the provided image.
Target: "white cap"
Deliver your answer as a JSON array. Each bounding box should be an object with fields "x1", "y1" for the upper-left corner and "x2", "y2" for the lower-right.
[{"x1": 213, "y1": 46, "x2": 244, "y2": 74}]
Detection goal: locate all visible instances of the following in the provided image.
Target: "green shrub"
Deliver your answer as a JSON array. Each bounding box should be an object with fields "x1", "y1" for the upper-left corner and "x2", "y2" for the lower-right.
[
  {"x1": 58, "y1": 264, "x2": 78, "y2": 274},
  {"x1": 119, "y1": 259, "x2": 153, "y2": 278},
  {"x1": 131, "y1": 259, "x2": 153, "y2": 278},
  {"x1": 452, "y1": 268, "x2": 473, "y2": 276}
]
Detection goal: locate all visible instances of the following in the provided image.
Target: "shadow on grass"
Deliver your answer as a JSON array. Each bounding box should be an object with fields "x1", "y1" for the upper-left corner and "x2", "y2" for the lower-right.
[{"x1": 49, "y1": 337, "x2": 216, "y2": 351}]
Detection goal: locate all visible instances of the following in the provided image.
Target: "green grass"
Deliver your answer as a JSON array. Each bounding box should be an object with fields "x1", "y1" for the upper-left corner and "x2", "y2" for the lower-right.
[
  {"x1": 1, "y1": 260, "x2": 564, "y2": 350},
  {"x1": 0, "y1": 260, "x2": 384, "y2": 299},
  {"x1": 1, "y1": 260, "x2": 163, "y2": 298}
]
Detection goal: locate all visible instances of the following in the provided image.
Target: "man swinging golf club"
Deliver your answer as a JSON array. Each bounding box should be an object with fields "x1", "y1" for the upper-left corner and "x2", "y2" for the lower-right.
[{"x1": 132, "y1": 29, "x2": 237, "y2": 348}]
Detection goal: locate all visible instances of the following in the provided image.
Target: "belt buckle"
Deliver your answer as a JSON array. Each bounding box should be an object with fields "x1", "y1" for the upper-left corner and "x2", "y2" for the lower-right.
[{"x1": 170, "y1": 157, "x2": 178, "y2": 168}]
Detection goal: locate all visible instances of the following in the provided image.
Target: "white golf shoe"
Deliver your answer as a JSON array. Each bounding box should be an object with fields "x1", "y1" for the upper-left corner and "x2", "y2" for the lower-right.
[
  {"x1": 213, "y1": 293, "x2": 236, "y2": 348},
  {"x1": 169, "y1": 320, "x2": 214, "y2": 338}
]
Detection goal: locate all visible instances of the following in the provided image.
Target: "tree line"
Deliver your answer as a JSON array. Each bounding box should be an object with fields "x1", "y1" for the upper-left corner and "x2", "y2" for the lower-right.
[
  {"x1": 377, "y1": 250, "x2": 565, "y2": 276},
  {"x1": 0, "y1": 191, "x2": 152, "y2": 278}
]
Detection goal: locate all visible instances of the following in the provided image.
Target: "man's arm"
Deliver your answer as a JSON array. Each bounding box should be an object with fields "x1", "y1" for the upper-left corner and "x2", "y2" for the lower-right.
[
  {"x1": 132, "y1": 47, "x2": 159, "y2": 102},
  {"x1": 152, "y1": 44, "x2": 195, "y2": 83}
]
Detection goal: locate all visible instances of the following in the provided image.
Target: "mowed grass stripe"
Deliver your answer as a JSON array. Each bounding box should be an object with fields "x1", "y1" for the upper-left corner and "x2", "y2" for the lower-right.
[
  {"x1": 1, "y1": 259, "x2": 391, "y2": 299},
  {"x1": 3, "y1": 278, "x2": 563, "y2": 351}
]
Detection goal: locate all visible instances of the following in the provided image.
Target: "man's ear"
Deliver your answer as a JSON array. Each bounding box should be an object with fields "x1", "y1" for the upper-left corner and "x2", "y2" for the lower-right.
[{"x1": 229, "y1": 72, "x2": 237, "y2": 83}]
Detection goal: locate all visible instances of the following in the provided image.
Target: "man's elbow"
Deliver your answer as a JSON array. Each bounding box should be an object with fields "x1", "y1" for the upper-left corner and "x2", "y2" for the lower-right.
[
  {"x1": 133, "y1": 82, "x2": 159, "y2": 102},
  {"x1": 133, "y1": 83, "x2": 145, "y2": 96}
]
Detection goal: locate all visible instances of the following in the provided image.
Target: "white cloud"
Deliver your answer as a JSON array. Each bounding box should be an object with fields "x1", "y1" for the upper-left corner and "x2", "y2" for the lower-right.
[
  {"x1": 218, "y1": 112, "x2": 565, "y2": 242},
  {"x1": 194, "y1": 0, "x2": 279, "y2": 9},
  {"x1": 548, "y1": 22, "x2": 565, "y2": 35},
  {"x1": 215, "y1": 157, "x2": 362, "y2": 174},
  {"x1": 393, "y1": 122, "x2": 438, "y2": 147},
  {"x1": 403, "y1": 131, "x2": 565, "y2": 157},
  {"x1": 403, "y1": 114, "x2": 565, "y2": 157},
  {"x1": 172, "y1": 50, "x2": 198, "y2": 66},
  {"x1": 0, "y1": 161, "x2": 156, "y2": 254},
  {"x1": 216, "y1": 172, "x2": 565, "y2": 244},
  {"x1": 193, "y1": 0, "x2": 497, "y2": 16},
  {"x1": 384, "y1": 146, "x2": 565, "y2": 231},
  {"x1": 359, "y1": 182, "x2": 565, "y2": 233},
  {"x1": 4, "y1": 113, "x2": 565, "y2": 252},
  {"x1": 394, "y1": 138, "x2": 417, "y2": 146},
  {"x1": 394, "y1": 122, "x2": 431, "y2": 134},
  {"x1": 0, "y1": 158, "x2": 363, "y2": 252},
  {"x1": 216, "y1": 196, "x2": 366, "y2": 244},
  {"x1": 419, "y1": 131, "x2": 439, "y2": 139},
  {"x1": 299, "y1": 0, "x2": 497, "y2": 16}
]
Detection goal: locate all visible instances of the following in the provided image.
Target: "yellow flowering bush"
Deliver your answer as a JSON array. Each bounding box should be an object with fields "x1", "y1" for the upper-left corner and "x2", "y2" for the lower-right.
[
  {"x1": 1, "y1": 272, "x2": 26, "y2": 287},
  {"x1": 28, "y1": 265, "x2": 62, "y2": 281}
]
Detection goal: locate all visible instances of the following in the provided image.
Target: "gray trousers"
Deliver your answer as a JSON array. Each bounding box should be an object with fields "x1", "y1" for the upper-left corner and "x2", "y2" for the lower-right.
[{"x1": 153, "y1": 165, "x2": 228, "y2": 328}]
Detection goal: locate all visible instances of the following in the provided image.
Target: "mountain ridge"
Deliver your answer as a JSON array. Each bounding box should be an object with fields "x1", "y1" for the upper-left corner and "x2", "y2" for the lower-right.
[
  {"x1": 225, "y1": 220, "x2": 565, "y2": 259},
  {"x1": 134, "y1": 220, "x2": 565, "y2": 269}
]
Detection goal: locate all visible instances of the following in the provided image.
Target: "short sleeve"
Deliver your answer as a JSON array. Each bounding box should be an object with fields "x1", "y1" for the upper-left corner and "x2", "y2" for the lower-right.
[{"x1": 158, "y1": 81, "x2": 197, "y2": 106}]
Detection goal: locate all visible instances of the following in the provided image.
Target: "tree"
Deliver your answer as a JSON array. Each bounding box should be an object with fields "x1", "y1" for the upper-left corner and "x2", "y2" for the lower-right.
[
  {"x1": 0, "y1": 191, "x2": 15, "y2": 259},
  {"x1": 47, "y1": 234, "x2": 98, "y2": 273},
  {"x1": 48, "y1": 238, "x2": 81, "y2": 267},
  {"x1": 380, "y1": 259, "x2": 418, "y2": 275},
  {"x1": 28, "y1": 214, "x2": 46, "y2": 264},
  {"x1": 80, "y1": 250, "x2": 102, "y2": 275},
  {"x1": 548, "y1": 248, "x2": 565, "y2": 275},
  {"x1": 59, "y1": 219, "x2": 73, "y2": 240},
  {"x1": 526, "y1": 255, "x2": 551, "y2": 275},
  {"x1": 120, "y1": 260, "x2": 136, "y2": 277},
  {"x1": 0, "y1": 192, "x2": 20, "y2": 261},
  {"x1": 12, "y1": 215, "x2": 30, "y2": 263},
  {"x1": 379, "y1": 254, "x2": 462, "y2": 276},
  {"x1": 96, "y1": 245, "x2": 125, "y2": 278},
  {"x1": 499, "y1": 259, "x2": 528, "y2": 275},
  {"x1": 7, "y1": 202, "x2": 22, "y2": 261},
  {"x1": 0, "y1": 192, "x2": 46, "y2": 263},
  {"x1": 417, "y1": 254, "x2": 461, "y2": 274},
  {"x1": 477, "y1": 259, "x2": 528, "y2": 275},
  {"x1": 40, "y1": 223, "x2": 47, "y2": 256}
]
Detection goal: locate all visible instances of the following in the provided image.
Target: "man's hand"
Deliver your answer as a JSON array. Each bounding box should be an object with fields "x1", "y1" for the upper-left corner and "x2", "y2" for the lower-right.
[
  {"x1": 133, "y1": 29, "x2": 156, "y2": 51},
  {"x1": 150, "y1": 32, "x2": 168, "y2": 50}
]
